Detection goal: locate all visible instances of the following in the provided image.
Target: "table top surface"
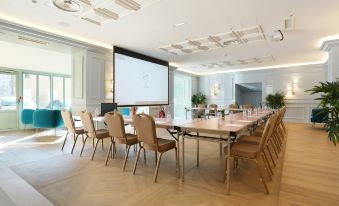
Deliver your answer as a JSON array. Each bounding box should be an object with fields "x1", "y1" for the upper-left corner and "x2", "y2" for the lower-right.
[
  {"x1": 186, "y1": 107, "x2": 247, "y2": 111},
  {"x1": 73, "y1": 110, "x2": 271, "y2": 133}
]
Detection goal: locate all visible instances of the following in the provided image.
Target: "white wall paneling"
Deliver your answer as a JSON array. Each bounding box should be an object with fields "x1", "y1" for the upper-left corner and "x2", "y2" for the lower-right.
[{"x1": 198, "y1": 64, "x2": 327, "y2": 122}]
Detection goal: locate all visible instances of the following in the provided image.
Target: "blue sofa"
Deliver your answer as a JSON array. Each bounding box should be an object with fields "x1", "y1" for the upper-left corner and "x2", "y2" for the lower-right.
[
  {"x1": 310, "y1": 108, "x2": 328, "y2": 125},
  {"x1": 21, "y1": 109, "x2": 64, "y2": 129}
]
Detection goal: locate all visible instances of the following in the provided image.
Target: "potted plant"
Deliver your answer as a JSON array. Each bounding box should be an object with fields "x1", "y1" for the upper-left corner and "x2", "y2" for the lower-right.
[
  {"x1": 265, "y1": 92, "x2": 286, "y2": 109},
  {"x1": 191, "y1": 92, "x2": 207, "y2": 107},
  {"x1": 306, "y1": 80, "x2": 339, "y2": 145}
]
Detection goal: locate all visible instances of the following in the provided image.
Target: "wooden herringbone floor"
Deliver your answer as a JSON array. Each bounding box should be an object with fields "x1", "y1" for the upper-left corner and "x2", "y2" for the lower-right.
[{"x1": 0, "y1": 123, "x2": 338, "y2": 206}]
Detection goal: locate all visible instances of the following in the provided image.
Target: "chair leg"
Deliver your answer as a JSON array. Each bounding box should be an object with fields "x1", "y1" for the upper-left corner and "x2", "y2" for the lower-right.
[
  {"x1": 101, "y1": 139, "x2": 104, "y2": 151},
  {"x1": 224, "y1": 157, "x2": 228, "y2": 184},
  {"x1": 123, "y1": 145, "x2": 131, "y2": 171},
  {"x1": 133, "y1": 146, "x2": 142, "y2": 175},
  {"x1": 154, "y1": 152, "x2": 163, "y2": 183},
  {"x1": 262, "y1": 152, "x2": 273, "y2": 179},
  {"x1": 196, "y1": 140, "x2": 199, "y2": 167},
  {"x1": 143, "y1": 148, "x2": 146, "y2": 164},
  {"x1": 155, "y1": 151, "x2": 158, "y2": 164},
  {"x1": 219, "y1": 142, "x2": 222, "y2": 156},
  {"x1": 80, "y1": 136, "x2": 88, "y2": 156},
  {"x1": 61, "y1": 132, "x2": 69, "y2": 150},
  {"x1": 256, "y1": 162, "x2": 269, "y2": 194},
  {"x1": 91, "y1": 139, "x2": 99, "y2": 160},
  {"x1": 175, "y1": 147, "x2": 179, "y2": 178},
  {"x1": 105, "y1": 142, "x2": 113, "y2": 166},
  {"x1": 71, "y1": 134, "x2": 79, "y2": 154}
]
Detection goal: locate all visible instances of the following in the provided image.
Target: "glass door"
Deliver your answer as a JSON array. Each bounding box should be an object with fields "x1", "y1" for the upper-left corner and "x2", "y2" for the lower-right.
[{"x1": 0, "y1": 71, "x2": 18, "y2": 130}]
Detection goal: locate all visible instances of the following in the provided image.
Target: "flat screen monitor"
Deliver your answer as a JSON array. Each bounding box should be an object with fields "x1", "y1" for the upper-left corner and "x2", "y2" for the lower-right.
[
  {"x1": 101, "y1": 103, "x2": 117, "y2": 116},
  {"x1": 113, "y1": 47, "x2": 169, "y2": 107}
]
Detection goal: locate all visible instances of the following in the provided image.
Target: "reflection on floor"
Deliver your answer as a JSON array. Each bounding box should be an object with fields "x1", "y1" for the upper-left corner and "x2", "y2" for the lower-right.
[{"x1": 0, "y1": 123, "x2": 338, "y2": 206}]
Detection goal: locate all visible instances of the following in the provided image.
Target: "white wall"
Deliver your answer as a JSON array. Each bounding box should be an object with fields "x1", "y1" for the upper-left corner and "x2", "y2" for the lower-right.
[
  {"x1": 198, "y1": 64, "x2": 327, "y2": 122},
  {"x1": 0, "y1": 41, "x2": 71, "y2": 75}
]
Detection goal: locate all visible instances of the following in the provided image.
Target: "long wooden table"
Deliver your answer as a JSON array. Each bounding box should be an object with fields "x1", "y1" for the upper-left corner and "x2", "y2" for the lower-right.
[
  {"x1": 184, "y1": 107, "x2": 247, "y2": 120},
  {"x1": 74, "y1": 111, "x2": 271, "y2": 195}
]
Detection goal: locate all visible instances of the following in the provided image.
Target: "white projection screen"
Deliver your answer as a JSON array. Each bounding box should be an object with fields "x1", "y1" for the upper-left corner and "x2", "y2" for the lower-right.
[{"x1": 113, "y1": 47, "x2": 169, "y2": 107}]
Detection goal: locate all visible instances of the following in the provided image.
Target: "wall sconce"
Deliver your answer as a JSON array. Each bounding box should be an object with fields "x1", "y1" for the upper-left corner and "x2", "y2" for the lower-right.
[
  {"x1": 287, "y1": 79, "x2": 298, "y2": 95},
  {"x1": 211, "y1": 83, "x2": 220, "y2": 96},
  {"x1": 110, "y1": 79, "x2": 114, "y2": 93}
]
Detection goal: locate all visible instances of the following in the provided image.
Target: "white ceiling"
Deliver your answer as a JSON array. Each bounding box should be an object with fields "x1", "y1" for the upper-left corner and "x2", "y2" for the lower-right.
[{"x1": 0, "y1": 0, "x2": 338, "y2": 75}]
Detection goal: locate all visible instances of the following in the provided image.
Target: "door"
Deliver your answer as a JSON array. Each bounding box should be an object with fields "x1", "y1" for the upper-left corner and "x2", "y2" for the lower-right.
[
  {"x1": 174, "y1": 73, "x2": 192, "y2": 119},
  {"x1": 0, "y1": 71, "x2": 18, "y2": 131}
]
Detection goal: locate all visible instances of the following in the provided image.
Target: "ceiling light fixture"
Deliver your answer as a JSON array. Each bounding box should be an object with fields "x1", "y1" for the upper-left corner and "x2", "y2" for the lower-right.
[
  {"x1": 115, "y1": 0, "x2": 140, "y2": 11},
  {"x1": 270, "y1": 30, "x2": 284, "y2": 42},
  {"x1": 53, "y1": 0, "x2": 82, "y2": 12},
  {"x1": 81, "y1": 17, "x2": 101, "y2": 26},
  {"x1": 173, "y1": 22, "x2": 186, "y2": 28}
]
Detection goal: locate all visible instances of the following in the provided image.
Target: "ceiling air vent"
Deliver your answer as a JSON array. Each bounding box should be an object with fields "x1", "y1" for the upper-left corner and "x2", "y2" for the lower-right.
[{"x1": 53, "y1": 0, "x2": 82, "y2": 12}]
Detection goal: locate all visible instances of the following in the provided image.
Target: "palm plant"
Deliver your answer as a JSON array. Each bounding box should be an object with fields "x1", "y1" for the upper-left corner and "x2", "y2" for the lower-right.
[
  {"x1": 265, "y1": 92, "x2": 286, "y2": 109},
  {"x1": 306, "y1": 80, "x2": 339, "y2": 145}
]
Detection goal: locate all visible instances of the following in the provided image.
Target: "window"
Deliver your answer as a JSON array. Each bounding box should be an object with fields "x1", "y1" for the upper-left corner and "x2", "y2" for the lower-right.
[
  {"x1": 173, "y1": 72, "x2": 192, "y2": 119},
  {"x1": 64, "y1": 78, "x2": 71, "y2": 109},
  {"x1": 38, "y1": 75, "x2": 51, "y2": 109},
  {"x1": 23, "y1": 73, "x2": 71, "y2": 110},
  {"x1": 23, "y1": 73, "x2": 37, "y2": 109},
  {"x1": 0, "y1": 72, "x2": 16, "y2": 111},
  {"x1": 52, "y1": 77, "x2": 64, "y2": 109}
]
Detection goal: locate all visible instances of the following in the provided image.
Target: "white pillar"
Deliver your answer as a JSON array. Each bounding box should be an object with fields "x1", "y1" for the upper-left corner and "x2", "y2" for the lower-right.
[{"x1": 321, "y1": 39, "x2": 339, "y2": 81}]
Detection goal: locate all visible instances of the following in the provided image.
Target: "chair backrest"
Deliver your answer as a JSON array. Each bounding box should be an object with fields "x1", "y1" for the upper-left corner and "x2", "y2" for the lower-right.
[
  {"x1": 80, "y1": 111, "x2": 96, "y2": 138},
  {"x1": 257, "y1": 114, "x2": 276, "y2": 156},
  {"x1": 104, "y1": 112, "x2": 126, "y2": 140},
  {"x1": 243, "y1": 103, "x2": 253, "y2": 110},
  {"x1": 61, "y1": 110, "x2": 75, "y2": 133},
  {"x1": 229, "y1": 103, "x2": 239, "y2": 109},
  {"x1": 132, "y1": 113, "x2": 157, "y2": 145},
  {"x1": 208, "y1": 104, "x2": 218, "y2": 114}
]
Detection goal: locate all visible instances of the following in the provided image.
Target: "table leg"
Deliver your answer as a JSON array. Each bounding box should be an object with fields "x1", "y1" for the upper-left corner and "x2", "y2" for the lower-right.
[
  {"x1": 226, "y1": 134, "x2": 231, "y2": 195},
  {"x1": 181, "y1": 135, "x2": 185, "y2": 182},
  {"x1": 176, "y1": 132, "x2": 180, "y2": 179},
  {"x1": 185, "y1": 110, "x2": 188, "y2": 120}
]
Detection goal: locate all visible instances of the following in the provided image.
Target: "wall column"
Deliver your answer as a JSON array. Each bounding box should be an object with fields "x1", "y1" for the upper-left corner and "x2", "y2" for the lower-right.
[{"x1": 321, "y1": 39, "x2": 339, "y2": 81}]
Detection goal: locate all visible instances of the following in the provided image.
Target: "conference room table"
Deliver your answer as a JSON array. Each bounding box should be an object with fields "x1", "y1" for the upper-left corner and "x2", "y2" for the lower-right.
[
  {"x1": 184, "y1": 107, "x2": 248, "y2": 120},
  {"x1": 74, "y1": 110, "x2": 271, "y2": 195}
]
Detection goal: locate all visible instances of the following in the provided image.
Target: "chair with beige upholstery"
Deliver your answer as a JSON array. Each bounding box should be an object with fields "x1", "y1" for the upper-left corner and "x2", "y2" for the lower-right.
[
  {"x1": 132, "y1": 113, "x2": 178, "y2": 182},
  {"x1": 206, "y1": 104, "x2": 218, "y2": 119},
  {"x1": 80, "y1": 111, "x2": 111, "y2": 160},
  {"x1": 196, "y1": 104, "x2": 206, "y2": 119},
  {"x1": 61, "y1": 110, "x2": 85, "y2": 154},
  {"x1": 104, "y1": 112, "x2": 138, "y2": 170},
  {"x1": 224, "y1": 114, "x2": 276, "y2": 194},
  {"x1": 243, "y1": 103, "x2": 254, "y2": 110}
]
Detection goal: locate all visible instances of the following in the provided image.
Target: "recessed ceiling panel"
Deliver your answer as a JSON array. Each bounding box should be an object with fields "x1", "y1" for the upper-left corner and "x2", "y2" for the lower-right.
[{"x1": 160, "y1": 25, "x2": 266, "y2": 55}]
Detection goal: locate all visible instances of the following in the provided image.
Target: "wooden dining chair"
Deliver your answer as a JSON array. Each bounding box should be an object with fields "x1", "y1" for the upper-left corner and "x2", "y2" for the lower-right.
[
  {"x1": 60, "y1": 109, "x2": 85, "y2": 154},
  {"x1": 132, "y1": 113, "x2": 178, "y2": 182},
  {"x1": 206, "y1": 104, "x2": 218, "y2": 119},
  {"x1": 80, "y1": 111, "x2": 111, "y2": 160},
  {"x1": 224, "y1": 115, "x2": 276, "y2": 194},
  {"x1": 104, "y1": 112, "x2": 138, "y2": 170}
]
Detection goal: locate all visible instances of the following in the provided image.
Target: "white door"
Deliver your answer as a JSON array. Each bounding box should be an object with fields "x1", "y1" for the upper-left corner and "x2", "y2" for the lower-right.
[
  {"x1": 0, "y1": 71, "x2": 18, "y2": 131},
  {"x1": 173, "y1": 73, "x2": 192, "y2": 119}
]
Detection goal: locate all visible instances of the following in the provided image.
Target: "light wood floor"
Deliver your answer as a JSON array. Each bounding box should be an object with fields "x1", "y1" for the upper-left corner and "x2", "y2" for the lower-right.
[{"x1": 0, "y1": 123, "x2": 338, "y2": 206}]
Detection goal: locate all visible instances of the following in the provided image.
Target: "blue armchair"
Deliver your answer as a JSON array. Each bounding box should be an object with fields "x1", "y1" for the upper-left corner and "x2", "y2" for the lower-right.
[
  {"x1": 21, "y1": 109, "x2": 64, "y2": 131},
  {"x1": 310, "y1": 108, "x2": 328, "y2": 126}
]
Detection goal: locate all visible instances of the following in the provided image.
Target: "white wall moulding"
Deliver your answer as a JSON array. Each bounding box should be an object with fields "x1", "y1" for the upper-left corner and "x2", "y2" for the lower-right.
[{"x1": 160, "y1": 25, "x2": 265, "y2": 55}]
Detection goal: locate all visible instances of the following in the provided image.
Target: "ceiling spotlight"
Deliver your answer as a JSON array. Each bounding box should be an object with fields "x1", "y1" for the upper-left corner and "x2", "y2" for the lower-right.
[
  {"x1": 32, "y1": 0, "x2": 38, "y2": 3},
  {"x1": 53, "y1": 0, "x2": 82, "y2": 12},
  {"x1": 270, "y1": 30, "x2": 284, "y2": 42},
  {"x1": 174, "y1": 22, "x2": 186, "y2": 28}
]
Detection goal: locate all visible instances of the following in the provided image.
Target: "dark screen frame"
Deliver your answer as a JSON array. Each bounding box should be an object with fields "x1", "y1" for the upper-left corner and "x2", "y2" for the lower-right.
[{"x1": 113, "y1": 46, "x2": 169, "y2": 107}]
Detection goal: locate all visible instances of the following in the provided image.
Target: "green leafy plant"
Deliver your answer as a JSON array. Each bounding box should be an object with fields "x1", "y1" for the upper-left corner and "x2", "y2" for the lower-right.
[
  {"x1": 191, "y1": 92, "x2": 207, "y2": 106},
  {"x1": 265, "y1": 92, "x2": 286, "y2": 109},
  {"x1": 306, "y1": 80, "x2": 339, "y2": 145}
]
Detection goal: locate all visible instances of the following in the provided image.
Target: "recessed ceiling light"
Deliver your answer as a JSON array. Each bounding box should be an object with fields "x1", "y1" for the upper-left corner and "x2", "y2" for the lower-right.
[
  {"x1": 32, "y1": 0, "x2": 38, "y2": 3},
  {"x1": 53, "y1": 0, "x2": 82, "y2": 12},
  {"x1": 173, "y1": 22, "x2": 186, "y2": 28},
  {"x1": 223, "y1": 53, "x2": 228, "y2": 57}
]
